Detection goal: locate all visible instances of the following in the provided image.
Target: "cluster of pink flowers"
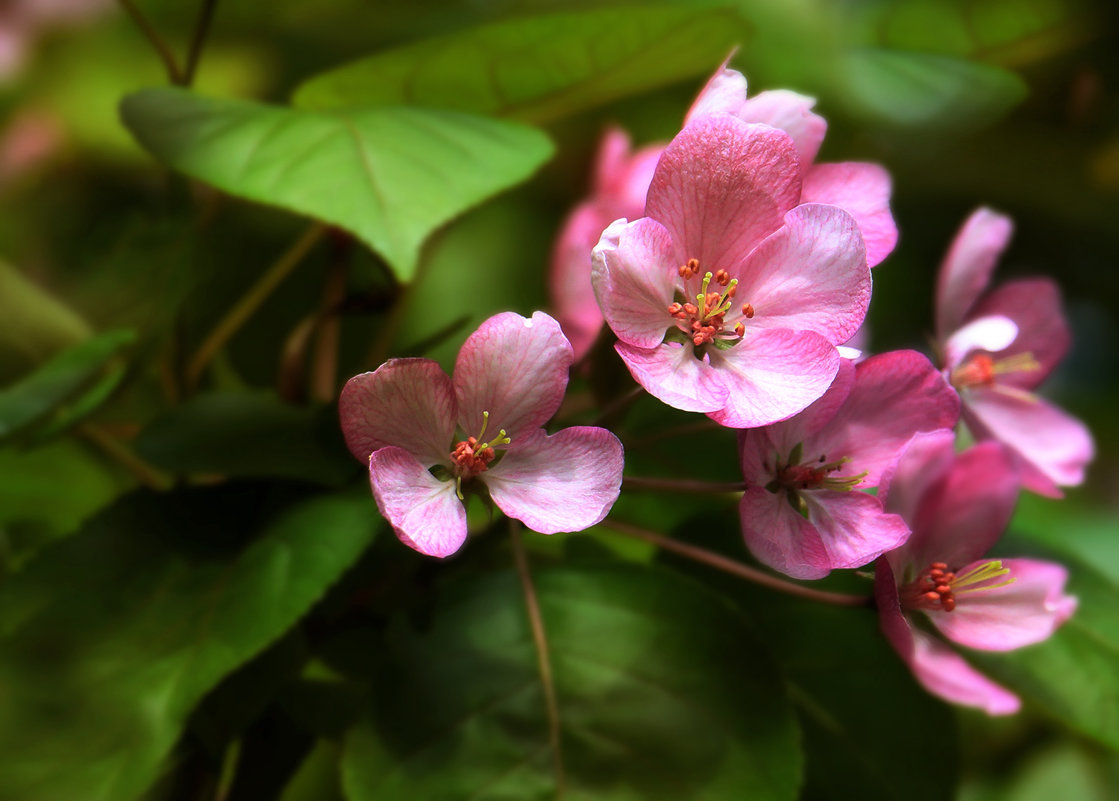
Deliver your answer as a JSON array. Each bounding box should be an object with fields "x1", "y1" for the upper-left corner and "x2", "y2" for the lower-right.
[{"x1": 340, "y1": 60, "x2": 1092, "y2": 716}]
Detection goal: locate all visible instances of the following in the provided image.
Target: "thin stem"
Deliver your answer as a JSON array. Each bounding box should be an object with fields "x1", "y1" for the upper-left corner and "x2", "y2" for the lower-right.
[
  {"x1": 187, "y1": 222, "x2": 326, "y2": 390},
  {"x1": 591, "y1": 384, "x2": 643, "y2": 426},
  {"x1": 622, "y1": 476, "x2": 746, "y2": 494},
  {"x1": 602, "y1": 518, "x2": 872, "y2": 607},
  {"x1": 622, "y1": 419, "x2": 721, "y2": 449},
  {"x1": 78, "y1": 423, "x2": 174, "y2": 491},
  {"x1": 118, "y1": 0, "x2": 183, "y2": 83},
  {"x1": 309, "y1": 259, "x2": 348, "y2": 403},
  {"x1": 510, "y1": 522, "x2": 565, "y2": 799},
  {"x1": 181, "y1": 0, "x2": 219, "y2": 87}
]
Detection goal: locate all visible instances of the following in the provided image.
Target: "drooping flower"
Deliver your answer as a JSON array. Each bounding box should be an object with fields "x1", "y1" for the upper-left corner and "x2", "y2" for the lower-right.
[
  {"x1": 685, "y1": 62, "x2": 897, "y2": 268},
  {"x1": 339, "y1": 311, "x2": 625, "y2": 557},
  {"x1": 592, "y1": 114, "x2": 872, "y2": 428},
  {"x1": 550, "y1": 128, "x2": 664, "y2": 360},
  {"x1": 876, "y1": 431, "x2": 1077, "y2": 714},
  {"x1": 738, "y1": 350, "x2": 959, "y2": 579},
  {"x1": 935, "y1": 208, "x2": 1094, "y2": 497}
]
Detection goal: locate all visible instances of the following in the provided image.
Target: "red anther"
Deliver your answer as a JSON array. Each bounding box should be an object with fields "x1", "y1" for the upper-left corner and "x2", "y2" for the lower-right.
[
  {"x1": 726, "y1": 284, "x2": 737, "y2": 299},
  {"x1": 687, "y1": 258, "x2": 699, "y2": 270},
  {"x1": 692, "y1": 333, "x2": 706, "y2": 346},
  {"x1": 683, "y1": 303, "x2": 698, "y2": 315},
  {"x1": 741, "y1": 303, "x2": 755, "y2": 318},
  {"x1": 931, "y1": 562, "x2": 948, "y2": 570},
  {"x1": 923, "y1": 591, "x2": 940, "y2": 602},
  {"x1": 667, "y1": 302, "x2": 683, "y2": 316},
  {"x1": 734, "y1": 322, "x2": 745, "y2": 337},
  {"x1": 942, "y1": 598, "x2": 956, "y2": 612},
  {"x1": 936, "y1": 585, "x2": 952, "y2": 595},
  {"x1": 714, "y1": 269, "x2": 730, "y2": 286}
]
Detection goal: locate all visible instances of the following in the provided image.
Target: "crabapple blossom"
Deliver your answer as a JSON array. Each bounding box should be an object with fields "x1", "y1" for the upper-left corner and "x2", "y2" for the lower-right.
[
  {"x1": 339, "y1": 311, "x2": 624, "y2": 557},
  {"x1": 876, "y1": 431, "x2": 1077, "y2": 714},
  {"x1": 592, "y1": 114, "x2": 872, "y2": 428},
  {"x1": 738, "y1": 350, "x2": 959, "y2": 579},
  {"x1": 935, "y1": 208, "x2": 1094, "y2": 497}
]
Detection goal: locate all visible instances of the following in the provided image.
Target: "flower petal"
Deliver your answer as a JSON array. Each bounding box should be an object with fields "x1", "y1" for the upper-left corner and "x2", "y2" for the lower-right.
[
  {"x1": 614, "y1": 341, "x2": 728, "y2": 414},
  {"x1": 875, "y1": 560, "x2": 1021, "y2": 715},
  {"x1": 936, "y1": 207, "x2": 1013, "y2": 339},
  {"x1": 963, "y1": 386, "x2": 1094, "y2": 495},
  {"x1": 591, "y1": 217, "x2": 677, "y2": 349},
  {"x1": 485, "y1": 427, "x2": 624, "y2": 534},
  {"x1": 801, "y1": 162, "x2": 897, "y2": 267},
  {"x1": 968, "y1": 278, "x2": 1070, "y2": 388},
  {"x1": 930, "y1": 558, "x2": 1076, "y2": 651},
  {"x1": 550, "y1": 202, "x2": 610, "y2": 360},
  {"x1": 735, "y1": 90, "x2": 827, "y2": 168},
  {"x1": 740, "y1": 486, "x2": 829, "y2": 579},
  {"x1": 684, "y1": 61, "x2": 749, "y2": 123},
  {"x1": 645, "y1": 115, "x2": 802, "y2": 271},
  {"x1": 369, "y1": 446, "x2": 467, "y2": 558},
  {"x1": 735, "y1": 203, "x2": 870, "y2": 344},
  {"x1": 339, "y1": 359, "x2": 456, "y2": 466},
  {"x1": 944, "y1": 315, "x2": 1019, "y2": 368},
  {"x1": 803, "y1": 490, "x2": 911, "y2": 573},
  {"x1": 879, "y1": 430, "x2": 959, "y2": 538},
  {"x1": 708, "y1": 329, "x2": 840, "y2": 429},
  {"x1": 815, "y1": 350, "x2": 960, "y2": 487},
  {"x1": 454, "y1": 311, "x2": 573, "y2": 443},
  {"x1": 592, "y1": 126, "x2": 664, "y2": 212}
]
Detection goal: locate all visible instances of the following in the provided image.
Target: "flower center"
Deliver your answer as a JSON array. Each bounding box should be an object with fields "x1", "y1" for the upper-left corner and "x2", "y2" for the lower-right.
[
  {"x1": 950, "y1": 351, "x2": 1040, "y2": 390},
  {"x1": 448, "y1": 411, "x2": 511, "y2": 499},
  {"x1": 666, "y1": 260, "x2": 750, "y2": 349},
  {"x1": 763, "y1": 443, "x2": 869, "y2": 516},
  {"x1": 900, "y1": 560, "x2": 1015, "y2": 613}
]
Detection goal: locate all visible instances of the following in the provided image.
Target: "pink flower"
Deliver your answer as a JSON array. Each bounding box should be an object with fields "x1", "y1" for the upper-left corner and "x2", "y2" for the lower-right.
[
  {"x1": 936, "y1": 208, "x2": 1094, "y2": 497},
  {"x1": 876, "y1": 431, "x2": 1077, "y2": 714},
  {"x1": 550, "y1": 128, "x2": 664, "y2": 360},
  {"x1": 686, "y1": 63, "x2": 897, "y2": 268},
  {"x1": 592, "y1": 114, "x2": 872, "y2": 428},
  {"x1": 339, "y1": 311, "x2": 625, "y2": 557},
  {"x1": 738, "y1": 350, "x2": 960, "y2": 579}
]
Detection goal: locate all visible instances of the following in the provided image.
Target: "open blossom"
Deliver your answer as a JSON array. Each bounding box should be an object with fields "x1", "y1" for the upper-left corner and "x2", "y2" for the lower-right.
[
  {"x1": 551, "y1": 62, "x2": 895, "y2": 362},
  {"x1": 592, "y1": 114, "x2": 872, "y2": 428},
  {"x1": 339, "y1": 311, "x2": 624, "y2": 557},
  {"x1": 936, "y1": 208, "x2": 1094, "y2": 496},
  {"x1": 876, "y1": 431, "x2": 1077, "y2": 714},
  {"x1": 738, "y1": 350, "x2": 959, "y2": 579}
]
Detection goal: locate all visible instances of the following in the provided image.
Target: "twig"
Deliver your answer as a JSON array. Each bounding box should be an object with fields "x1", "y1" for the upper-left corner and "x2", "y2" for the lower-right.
[
  {"x1": 117, "y1": 0, "x2": 183, "y2": 83},
  {"x1": 180, "y1": 0, "x2": 219, "y2": 87},
  {"x1": 78, "y1": 422, "x2": 173, "y2": 491}
]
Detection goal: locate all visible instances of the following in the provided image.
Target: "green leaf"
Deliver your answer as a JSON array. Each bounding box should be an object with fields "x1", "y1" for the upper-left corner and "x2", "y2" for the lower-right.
[
  {"x1": 292, "y1": 5, "x2": 745, "y2": 123},
  {"x1": 840, "y1": 48, "x2": 1027, "y2": 131},
  {"x1": 119, "y1": 88, "x2": 554, "y2": 280},
  {"x1": 0, "y1": 488, "x2": 378, "y2": 801},
  {"x1": 135, "y1": 392, "x2": 357, "y2": 486},
  {"x1": 0, "y1": 329, "x2": 134, "y2": 444},
  {"x1": 342, "y1": 562, "x2": 802, "y2": 800},
  {"x1": 969, "y1": 550, "x2": 1119, "y2": 751},
  {"x1": 0, "y1": 260, "x2": 91, "y2": 384}
]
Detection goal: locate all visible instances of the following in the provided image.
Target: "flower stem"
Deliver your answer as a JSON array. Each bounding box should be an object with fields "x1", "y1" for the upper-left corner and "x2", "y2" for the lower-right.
[
  {"x1": 187, "y1": 222, "x2": 326, "y2": 390},
  {"x1": 118, "y1": 0, "x2": 183, "y2": 83},
  {"x1": 602, "y1": 518, "x2": 872, "y2": 607},
  {"x1": 510, "y1": 522, "x2": 565, "y2": 799},
  {"x1": 78, "y1": 422, "x2": 174, "y2": 491},
  {"x1": 180, "y1": 0, "x2": 219, "y2": 87},
  {"x1": 622, "y1": 476, "x2": 746, "y2": 494}
]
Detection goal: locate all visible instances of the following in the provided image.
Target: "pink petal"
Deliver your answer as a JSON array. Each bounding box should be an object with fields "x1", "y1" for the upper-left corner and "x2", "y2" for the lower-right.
[
  {"x1": 592, "y1": 127, "x2": 663, "y2": 213},
  {"x1": 454, "y1": 311, "x2": 573, "y2": 443},
  {"x1": 963, "y1": 386, "x2": 1094, "y2": 495},
  {"x1": 339, "y1": 359, "x2": 456, "y2": 466},
  {"x1": 803, "y1": 489, "x2": 911, "y2": 573},
  {"x1": 879, "y1": 429, "x2": 957, "y2": 525},
  {"x1": 645, "y1": 115, "x2": 802, "y2": 272},
  {"x1": 936, "y1": 207, "x2": 1013, "y2": 339},
  {"x1": 614, "y1": 341, "x2": 727, "y2": 414},
  {"x1": 944, "y1": 315, "x2": 1018, "y2": 369},
  {"x1": 684, "y1": 62, "x2": 750, "y2": 123},
  {"x1": 484, "y1": 427, "x2": 624, "y2": 534},
  {"x1": 930, "y1": 558, "x2": 1076, "y2": 651},
  {"x1": 875, "y1": 560, "x2": 1021, "y2": 715},
  {"x1": 369, "y1": 446, "x2": 467, "y2": 558},
  {"x1": 735, "y1": 90, "x2": 827, "y2": 169},
  {"x1": 740, "y1": 486, "x2": 829, "y2": 579},
  {"x1": 708, "y1": 328, "x2": 840, "y2": 429},
  {"x1": 591, "y1": 217, "x2": 677, "y2": 349},
  {"x1": 549, "y1": 202, "x2": 610, "y2": 360},
  {"x1": 902, "y1": 442, "x2": 1020, "y2": 571},
  {"x1": 967, "y1": 278, "x2": 1070, "y2": 388},
  {"x1": 801, "y1": 162, "x2": 897, "y2": 267},
  {"x1": 814, "y1": 350, "x2": 960, "y2": 487},
  {"x1": 735, "y1": 203, "x2": 870, "y2": 344}
]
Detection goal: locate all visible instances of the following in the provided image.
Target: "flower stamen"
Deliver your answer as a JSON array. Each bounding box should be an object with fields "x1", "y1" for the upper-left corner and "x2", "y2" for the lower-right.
[
  {"x1": 901, "y1": 560, "x2": 1015, "y2": 612},
  {"x1": 449, "y1": 410, "x2": 512, "y2": 498},
  {"x1": 951, "y1": 352, "x2": 1041, "y2": 389}
]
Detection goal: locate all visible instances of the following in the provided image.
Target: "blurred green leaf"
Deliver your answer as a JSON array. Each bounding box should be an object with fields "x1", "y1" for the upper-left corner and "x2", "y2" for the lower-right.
[
  {"x1": 279, "y1": 739, "x2": 345, "y2": 801},
  {"x1": 0, "y1": 329, "x2": 134, "y2": 444},
  {"x1": 970, "y1": 551, "x2": 1119, "y2": 751},
  {"x1": 292, "y1": 5, "x2": 744, "y2": 123},
  {"x1": 839, "y1": 48, "x2": 1027, "y2": 131},
  {"x1": 120, "y1": 88, "x2": 554, "y2": 280},
  {"x1": 0, "y1": 261, "x2": 91, "y2": 383},
  {"x1": 0, "y1": 489, "x2": 378, "y2": 801},
  {"x1": 135, "y1": 392, "x2": 357, "y2": 486},
  {"x1": 342, "y1": 562, "x2": 802, "y2": 800},
  {"x1": 960, "y1": 741, "x2": 1118, "y2": 801}
]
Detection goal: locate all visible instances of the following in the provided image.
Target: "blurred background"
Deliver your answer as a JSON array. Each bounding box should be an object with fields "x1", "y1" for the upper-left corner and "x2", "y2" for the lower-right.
[{"x1": 0, "y1": 1, "x2": 1117, "y2": 799}]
